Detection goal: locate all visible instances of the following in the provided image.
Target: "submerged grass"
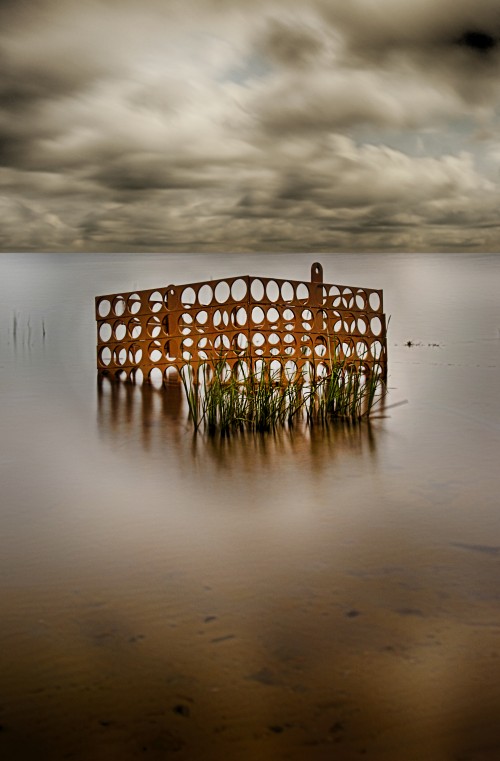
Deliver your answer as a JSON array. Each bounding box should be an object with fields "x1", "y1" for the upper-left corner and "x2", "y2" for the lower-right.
[{"x1": 180, "y1": 352, "x2": 386, "y2": 435}]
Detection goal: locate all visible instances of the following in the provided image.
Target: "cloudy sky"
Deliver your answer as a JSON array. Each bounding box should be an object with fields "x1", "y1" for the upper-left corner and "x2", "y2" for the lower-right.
[{"x1": 2, "y1": 0, "x2": 500, "y2": 253}]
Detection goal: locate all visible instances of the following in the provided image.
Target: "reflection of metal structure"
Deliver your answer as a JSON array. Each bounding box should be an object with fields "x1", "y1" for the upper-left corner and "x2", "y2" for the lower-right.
[{"x1": 95, "y1": 262, "x2": 387, "y2": 382}]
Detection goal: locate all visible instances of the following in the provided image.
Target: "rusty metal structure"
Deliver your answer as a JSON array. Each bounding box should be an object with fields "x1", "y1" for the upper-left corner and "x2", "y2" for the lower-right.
[{"x1": 95, "y1": 262, "x2": 387, "y2": 383}]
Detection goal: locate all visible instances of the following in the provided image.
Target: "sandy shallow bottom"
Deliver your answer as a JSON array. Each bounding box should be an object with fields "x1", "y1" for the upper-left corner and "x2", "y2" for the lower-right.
[{"x1": 2, "y1": 523, "x2": 500, "y2": 761}]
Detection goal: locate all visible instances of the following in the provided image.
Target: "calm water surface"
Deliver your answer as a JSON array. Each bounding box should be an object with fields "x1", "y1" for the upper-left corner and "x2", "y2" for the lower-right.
[{"x1": 1, "y1": 253, "x2": 500, "y2": 760}]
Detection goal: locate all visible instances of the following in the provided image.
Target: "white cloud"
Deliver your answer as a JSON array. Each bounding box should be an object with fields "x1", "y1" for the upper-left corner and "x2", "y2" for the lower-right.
[{"x1": 1, "y1": 0, "x2": 500, "y2": 251}]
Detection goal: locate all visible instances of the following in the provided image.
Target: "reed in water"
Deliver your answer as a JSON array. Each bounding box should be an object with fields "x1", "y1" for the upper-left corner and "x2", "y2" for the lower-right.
[{"x1": 180, "y1": 350, "x2": 385, "y2": 435}]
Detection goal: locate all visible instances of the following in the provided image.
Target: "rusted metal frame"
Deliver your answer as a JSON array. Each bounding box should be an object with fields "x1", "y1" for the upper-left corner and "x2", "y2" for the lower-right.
[
  {"x1": 94, "y1": 276, "x2": 384, "y2": 320},
  {"x1": 95, "y1": 264, "x2": 387, "y2": 384}
]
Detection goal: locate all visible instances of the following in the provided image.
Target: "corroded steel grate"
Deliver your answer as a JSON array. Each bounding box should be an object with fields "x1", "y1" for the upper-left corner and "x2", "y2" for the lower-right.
[{"x1": 95, "y1": 262, "x2": 387, "y2": 382}]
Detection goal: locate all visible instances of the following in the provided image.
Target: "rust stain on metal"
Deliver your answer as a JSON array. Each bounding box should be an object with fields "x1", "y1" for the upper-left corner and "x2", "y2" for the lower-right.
[{"x1": 95, "y1": 262, "x2": 387, "y2": 382}]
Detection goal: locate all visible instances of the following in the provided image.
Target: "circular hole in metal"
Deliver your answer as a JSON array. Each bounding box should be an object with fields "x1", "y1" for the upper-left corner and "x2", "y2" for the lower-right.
[
  {"x1": 329, "y1": 286, "x2": 341, "y2": 307},
  {"x1": 231, "y1": 278, "x2": 247, "y2": 301},
  {"x1": 251, "y1": 279, "x2": 264, "y2": 301},
  {"x1": 371, "y1": 316, "x2": 382, "y2": 336},
  {"x1": 181, "y1": 287, "x2": 196, "y2": 306},
  {"x1": 318, "y1": 309, "x2": 328, "y2": 331},
  {"x1": 128, "y1": 345, "x2": 143, "y2": 364},
  {"x1": 198, "y1": 284, "x2": 213, "y2": 306},
  {"x1": 233, "y1": 307, "x2": 247, "y2": 326},
  {"x1": 148, "y1": 291, "x2": 163, "y2": 313},
  {"x1": 215, "y1": 281, "x2": 230, "y2": 304},
  {"x1": 218, "y1": 362, "x2": 231, "y2": 382},
  {"x1": 180, "y1": 364, "x2": 193, "y2": 385},
  {"x1": 343, "y1": 315, "x2": 356, "y2": 333},
  {"x1": 296, "y1": 283, "x2": 309, "y2": 302},
  {"x1": 281, "y1": 281, "x2": 294, "y2": 302},
  {"x1": 127, "y1": 293, "x2": 141, "y2": 314},
  {"x1": 114, "y1": 346, "x2": 127, "y2": 366},
  {"x1": 314, "y1": 338, "x2": 327, "y2": 357},
  {"x1": 267, "y1": 307, "x2": 280, "y2": 324},
  {"x1": 147, "y1": 316, "x2": 162, "y2": 338},
  {"x1": 302, "y1": 361, "x2": 313, "y2": 381},
  {"x1": 266, "y1": 280, "x2": 279, "y2": 302},
  {"x1": 342, "y1": 288, "x2": 354, "y2": 308},
  {"x1": 178, "y1": 313, "x2": 193, "y2": 334},
  {"x1": 98, "y1": 299, "x2": 111, "y2": 318},
  {"x1": 252, "y1": 332, "x2": 265, "y2": 347},
  {"x1": 99, "y1": 346, "x2": 111, "y2": 366},
  {"x1": 149, "y1": 343, "x2": 162, "y2": 362},
  {"x1": 196, "y1": 310, "x2": 208, "y2": 325},
  {"x1": 235, "y1": 332, "x2": 249, "y2": 350},
  {"x1": 214, "y1": 334, "x2": 230, "y2": 350},
  {"x1": 129, "y1": 318, "x2": 142, "y2": 339},
  {"x1": 99, "y1": 323, "x2": 112, "y2": 342},
  {"x1": 355, "y1": 291, "x2": 366, "y2": 310},
  {"x1": 270, "y1": 359, "x2": 282, "y2": 377},
  {"x1": 356, "y1": 341, "x2": 368, "y2": 359},
  {"x1": 252, "y1": 306, "x2": 265, "y2": 324},
  {"x1": 316, "y1": 362, "x2": 328, "y2": 378},
  {"x1": 341, "y1": 341, "x2": 353, "y2": 357},
  {"x1": 235, "y1": 360, "x2": 250, "y2": 381},
  {"x1": 369, "y1": 292, "x2": 381, "y2": 311},
  {"x1": 114, "y1": 322, "x2": 126, "y2": 341},
  {"x1": 284, "y1": 360, "x2": 297, "y2": 381},
  {"x1": 113, "y1": 296, "x2": 126, "y2": 317}
]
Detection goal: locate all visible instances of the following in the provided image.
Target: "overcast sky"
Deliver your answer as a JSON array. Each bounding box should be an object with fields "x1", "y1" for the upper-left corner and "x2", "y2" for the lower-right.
[{"x1": 2, "y1": 0, "x2": 500, "y2": 253}]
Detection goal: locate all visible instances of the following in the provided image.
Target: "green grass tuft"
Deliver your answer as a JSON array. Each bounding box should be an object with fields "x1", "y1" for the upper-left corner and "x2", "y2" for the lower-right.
[{"x1": 180, "y1": 350, "x2": 386, "y2": 436}]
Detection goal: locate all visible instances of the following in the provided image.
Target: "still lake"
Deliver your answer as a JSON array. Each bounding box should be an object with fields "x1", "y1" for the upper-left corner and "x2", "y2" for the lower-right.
[{"x1": 1, "y1": 252, "x2": 500, "y2": 760}]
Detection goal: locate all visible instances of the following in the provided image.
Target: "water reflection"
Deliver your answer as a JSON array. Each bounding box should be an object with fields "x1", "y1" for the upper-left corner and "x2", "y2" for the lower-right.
[{"x1": 97, "y1": 376, "x2": 380, "y2": 475}]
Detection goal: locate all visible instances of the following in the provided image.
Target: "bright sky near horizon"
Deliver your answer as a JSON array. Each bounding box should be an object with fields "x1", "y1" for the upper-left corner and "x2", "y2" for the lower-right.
[{"x1": 2, "y1": 0, "x2": 500, "y2": 253}]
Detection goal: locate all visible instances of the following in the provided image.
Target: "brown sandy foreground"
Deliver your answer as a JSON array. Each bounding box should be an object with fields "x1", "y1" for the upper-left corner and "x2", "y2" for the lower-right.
[{"x1": 2, "y1": 539, "x2": 500, "y2": 761}]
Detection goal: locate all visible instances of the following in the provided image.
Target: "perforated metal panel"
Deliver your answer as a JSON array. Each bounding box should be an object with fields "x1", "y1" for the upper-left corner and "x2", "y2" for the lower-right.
[{"x1": 95, "y1": 263, "x2": 387, "y2": 383}]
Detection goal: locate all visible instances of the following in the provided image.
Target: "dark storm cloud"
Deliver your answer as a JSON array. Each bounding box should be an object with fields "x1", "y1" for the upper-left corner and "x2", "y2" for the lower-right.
[
  {"x1": 321, "y1": 0, "x2": 500, "y2": 54},
  {"x1": 457, "y1": 30, "x2": 498, "y2": 54},
  {"x1": 1, "y1": 0, "x2": 500, "y2": 251},
  {"x1": 320, "y1": 0, "x2": 500, "y2": 98},
  {"x1": 255, "y1": 18, "x2": 324, "y2": 69}
]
